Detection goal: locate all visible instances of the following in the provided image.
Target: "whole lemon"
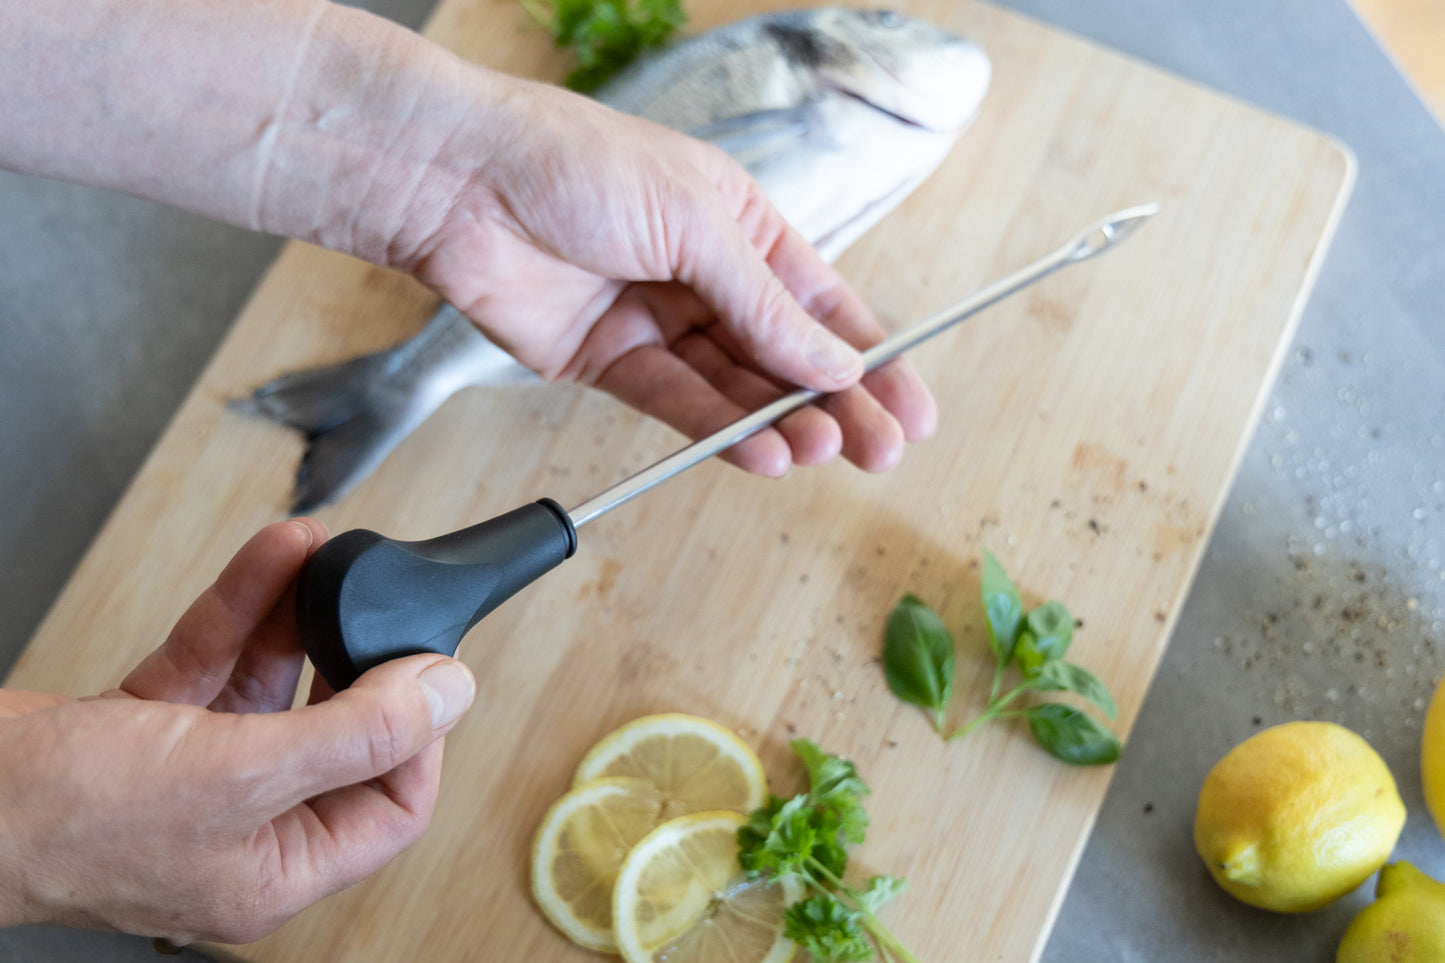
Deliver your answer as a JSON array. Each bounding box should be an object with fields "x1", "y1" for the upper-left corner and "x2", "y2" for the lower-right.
[
  {"x1": 1337, "y1": 862, "x2": 1445, "y2": 962},
  {"x1": 1421, "y1": 675, "x2": 1445, "y2": 838},
  {"x1": 1193, "y1": 721, "x2": 1405, "y2": 912}
]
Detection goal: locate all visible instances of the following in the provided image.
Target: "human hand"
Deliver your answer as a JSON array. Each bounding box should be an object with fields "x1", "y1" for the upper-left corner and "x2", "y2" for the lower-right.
[
  {"x1": 401, "y1": 76, "x2": 938, "y2": 477},
  {"x1": 0, "y1": 0, "x2": 935, "y2": 477},
  {"x1": 0, "y1": 520, "x2": 476, "y2": 944}
]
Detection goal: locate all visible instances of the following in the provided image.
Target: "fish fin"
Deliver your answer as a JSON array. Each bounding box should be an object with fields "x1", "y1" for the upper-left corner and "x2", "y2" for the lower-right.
[
  {"x1": 226, "y1": 351, "x2": 394, "y2": 435},
  {"x1": 289, "y1": 404, "x2": 428, "y2": 514},
  {"x1": 686, "y1": 102, "x2": 825, "y2": 168},
  {"x1": 229, "y1": 347, "x2": 439, "y2": 514},
  {"x1": 230, "y1": 306, "x2": 540, "y2": 513}
]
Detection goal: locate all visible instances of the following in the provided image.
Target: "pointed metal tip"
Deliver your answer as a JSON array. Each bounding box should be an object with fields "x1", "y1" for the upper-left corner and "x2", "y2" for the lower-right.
[{"x1": 1066, "y1": 202, "x2": 1161, "y2": 262}]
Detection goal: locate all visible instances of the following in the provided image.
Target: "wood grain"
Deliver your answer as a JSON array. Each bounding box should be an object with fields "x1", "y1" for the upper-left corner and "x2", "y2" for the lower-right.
[
  {"x1": 6, "y1": 1, "x2": 1353, "y2": 960},
  {"x1": 1349, "y1": 0, "x2": 1445, "y2": 120}
]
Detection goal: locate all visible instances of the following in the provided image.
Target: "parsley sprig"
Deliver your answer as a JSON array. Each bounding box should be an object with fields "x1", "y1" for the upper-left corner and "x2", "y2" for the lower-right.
[
  {"x1": 738, "y1": 740, "x2": 920, "y2": 963},
  {"x1": 516, "y1": 0, "x2": 685, "y2": 91}
]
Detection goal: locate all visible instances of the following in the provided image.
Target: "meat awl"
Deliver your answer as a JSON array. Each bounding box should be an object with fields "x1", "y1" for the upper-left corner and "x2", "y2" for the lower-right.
[{"x1": 296, "y1": 203, "x2": 1158, "y2": 690}]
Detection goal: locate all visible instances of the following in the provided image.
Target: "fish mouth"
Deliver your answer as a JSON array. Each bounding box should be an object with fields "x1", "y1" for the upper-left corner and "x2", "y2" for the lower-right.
[
  {"x1": 822, "y1": 79, "x2": 978, "y2": 134},
  {"x1": 819, "y1": 33, "x2": 987, "y2": 134}
]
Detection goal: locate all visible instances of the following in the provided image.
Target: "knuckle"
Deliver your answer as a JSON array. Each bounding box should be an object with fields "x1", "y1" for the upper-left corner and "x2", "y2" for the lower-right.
[
  {"x1": 364, "y1": 696, "x2": 419, "y2": 775},
  {"x1": 746, "y1": 274, "x2": 795, "y2": 345},
  {"x1": 206, "y1": 859, "x2": 301, "y2": 944}
]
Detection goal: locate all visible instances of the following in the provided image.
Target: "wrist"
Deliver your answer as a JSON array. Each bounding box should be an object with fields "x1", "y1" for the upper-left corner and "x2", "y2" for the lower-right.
[
  {"x1": 253, "y1": 5, "x2": 514, "y2": 271},
  {"x1": 0, "y1": 750, "x2": 38, "y2": 928}
]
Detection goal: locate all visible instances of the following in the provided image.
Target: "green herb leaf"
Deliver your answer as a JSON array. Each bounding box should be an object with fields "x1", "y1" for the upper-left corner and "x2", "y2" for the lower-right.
[
  {"x1": 882, "y1": 594, "x2": 955, "y2": 730},
  {"x1": 519, "y1": 0, "x2": 685, "y2": 92},
  {"x1": 741, "y1": 743, "x2": 915, "y2": 962},
  {"x1": 737, "y1": 794, "x2": 817, "y2": 877},
  {"x1": 791, "y1": 739, "x2": 869, "y2": 846},
  {"x1": 1026, "y1": 703, "x2": 1122, "y2": 765},
  {"x1": 981, "y1": 549, "x2": 1025, "y2": 667},
  {"x1": 1016, "y1": 600, "x2": 1073, "y2": 677},
  {"x1": 1032, "y1": 660, "x2": 1118, "y2": 720},
  {"x1": 857, "y1": 875, "x2": 907, "y2": 914},
  {"x1": 783, "y1": 894, "x2": 872, "y2": 962},
  {"x1": 792, "y1": 739, "x2": 869, "y2": 803}
]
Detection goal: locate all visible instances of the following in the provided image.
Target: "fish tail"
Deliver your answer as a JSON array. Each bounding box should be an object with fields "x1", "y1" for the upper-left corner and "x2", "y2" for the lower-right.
[
  {"x1": 230, "y1": 307, "x2": 537, "y2": 513},
  {"x1": 228, "y1": 346, "x2": 429, "y2": 514}
]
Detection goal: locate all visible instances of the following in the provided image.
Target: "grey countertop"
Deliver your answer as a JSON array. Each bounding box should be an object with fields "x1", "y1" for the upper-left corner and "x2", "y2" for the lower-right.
[{"x1": 2, "y1": 0, "x2": 1442, "y2": 959}]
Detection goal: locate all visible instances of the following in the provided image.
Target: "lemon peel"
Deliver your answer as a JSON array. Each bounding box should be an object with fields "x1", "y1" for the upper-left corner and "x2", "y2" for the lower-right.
[{"x1": 1193, "y1": 720, "x2": 1405, "y2": 912}]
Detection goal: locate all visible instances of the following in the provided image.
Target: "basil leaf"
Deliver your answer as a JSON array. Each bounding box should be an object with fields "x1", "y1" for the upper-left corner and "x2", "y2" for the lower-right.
[
  {"x1": 981, "y1": 549, "x2": 1024, "y2": 667},
  {"x1": 1027, "y1": 600, "x2": 1073, "y2": 656},
  {"x1": 883, "y1": 595, "x2": 955, "y2": 728},
  {"x1": 1026, "y1": 703, "x2": 1121, "y2": 765},
  {"x1": 1032, "y1": 661, "x2": 1118, "y2": 720}
]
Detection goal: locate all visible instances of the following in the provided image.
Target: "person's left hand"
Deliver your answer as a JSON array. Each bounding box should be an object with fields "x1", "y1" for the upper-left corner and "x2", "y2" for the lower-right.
[
  {"x1": 382, "y1": 73, "x2": 939, "y2": 478},
  {"x1": 0, "y1": 520, "x2": 475, "y2": 944}
]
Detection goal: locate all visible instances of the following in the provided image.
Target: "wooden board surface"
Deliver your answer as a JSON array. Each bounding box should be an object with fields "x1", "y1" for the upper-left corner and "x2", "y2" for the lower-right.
[
  {"x1": 7, "y1": 1, "x2": 1353, "y2": 960},
  {"x1": 1349, "y1": 0, "x2": 1445, "y2": 120}
]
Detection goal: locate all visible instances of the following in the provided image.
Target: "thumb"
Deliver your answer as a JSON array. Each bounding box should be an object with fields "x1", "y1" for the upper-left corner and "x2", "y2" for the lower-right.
[
  {"x1": 247, "y1": 655, "x2": 475, "y2": 812},
  {"x1": 675, "y1": 191, "x2": 865, "y2": 392}
]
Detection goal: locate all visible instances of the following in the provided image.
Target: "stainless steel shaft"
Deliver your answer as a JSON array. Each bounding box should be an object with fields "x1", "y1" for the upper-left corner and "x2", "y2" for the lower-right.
[{"x1": 566, "y1": 203, "x2": 1158, "y2": 527}]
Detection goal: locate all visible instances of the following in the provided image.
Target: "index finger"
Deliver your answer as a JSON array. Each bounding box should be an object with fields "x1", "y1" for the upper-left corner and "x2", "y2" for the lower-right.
[{"x1": 121, "y1": 519, "x2": 327, "y2": 707}]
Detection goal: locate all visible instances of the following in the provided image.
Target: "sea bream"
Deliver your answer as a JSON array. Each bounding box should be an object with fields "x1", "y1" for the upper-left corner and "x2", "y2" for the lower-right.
[{"x1": 231, "y1": 7, "x2": 991, "y2": 512}]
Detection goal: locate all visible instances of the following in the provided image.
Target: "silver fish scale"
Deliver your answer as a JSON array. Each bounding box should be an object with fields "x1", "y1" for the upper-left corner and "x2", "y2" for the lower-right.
[{"x1": 597, "y1": 28, "x2": 820, "y2": 129}]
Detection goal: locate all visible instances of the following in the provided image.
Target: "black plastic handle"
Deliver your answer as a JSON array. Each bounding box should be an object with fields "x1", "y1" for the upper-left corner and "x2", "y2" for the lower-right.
[{"x1": 297, "y1": 498, "x2": 577, "y2": 690}]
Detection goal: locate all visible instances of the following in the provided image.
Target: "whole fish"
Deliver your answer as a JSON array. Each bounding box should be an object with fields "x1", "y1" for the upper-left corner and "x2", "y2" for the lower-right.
[{"x1": 231, "y1": 7, "x2": 991, "y2": 512}]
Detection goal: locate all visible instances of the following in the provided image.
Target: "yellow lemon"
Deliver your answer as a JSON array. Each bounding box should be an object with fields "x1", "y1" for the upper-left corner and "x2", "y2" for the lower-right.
[
  {"x1": 531, "y1": 777, "x2": 668, "y2": 951},
  {"x1": 1420, "y1": 675, "x2": 1445, "y2": 838},
  {"x1": 1337, "y1": 862, "x2": 1445, "y2": 962},
  {"x1": 573, "y1": 713, "x2": 768, "y2": 818},
  {"x1": 532, "y1": 715, "x2": 770, "y2": 951},
  {"x1": 612, "y1": 811, "x2": 798, "y2": 963},
  {"x1": 1193, "y1": 720, "x2": 1405, "y2": 912}
]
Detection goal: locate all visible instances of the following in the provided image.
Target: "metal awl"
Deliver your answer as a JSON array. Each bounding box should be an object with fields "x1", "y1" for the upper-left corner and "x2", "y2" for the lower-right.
[
  {"x1": 294, "y1": 203, "x2": 1160, "y2": 690},
  {"x1": 567, "y1": 202, "x2": 1160, "y2": 526}
]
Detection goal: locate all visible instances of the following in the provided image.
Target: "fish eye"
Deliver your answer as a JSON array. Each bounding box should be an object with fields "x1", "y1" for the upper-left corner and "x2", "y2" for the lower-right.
[{"x1": 867, "y1": 10, "x2": 904, "y2": 28}]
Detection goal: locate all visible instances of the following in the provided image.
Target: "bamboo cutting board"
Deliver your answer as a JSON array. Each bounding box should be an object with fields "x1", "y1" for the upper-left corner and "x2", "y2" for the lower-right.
[{"x1": 7, "y1": 1, "x2": 1352, "y2": 960}]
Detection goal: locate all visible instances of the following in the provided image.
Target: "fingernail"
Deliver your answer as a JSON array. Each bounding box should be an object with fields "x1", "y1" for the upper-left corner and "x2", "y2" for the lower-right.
[
  {"x1": 804, "y1": 327, "x2": 863, "y2": 383},
  {"x1": 418, "y1": 660, "x2": 475, "y2": 728},
  {"x1": 288, "y1": 520, "x2": 315, "y2": 549}
]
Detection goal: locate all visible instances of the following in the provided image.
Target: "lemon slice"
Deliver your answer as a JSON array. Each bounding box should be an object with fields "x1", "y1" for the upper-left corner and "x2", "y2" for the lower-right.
[
  {"x1": 531, "y1": 777, "x2": 668, "y2": 951},
  {"x1": 613, "y1": 811, "x2": 798, "y2": 963},
  {"x1": 573, "y1": 713, "x2": 768, "y2": 818}
]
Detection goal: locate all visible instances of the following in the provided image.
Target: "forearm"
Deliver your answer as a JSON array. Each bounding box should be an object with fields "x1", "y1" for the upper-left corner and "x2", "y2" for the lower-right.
[
  {"x1": 1, "y1": 0, "x2": 509, "y2": 267},
  {"x1": 0, "y1": 817, "x2": 29, "y2": 928}
]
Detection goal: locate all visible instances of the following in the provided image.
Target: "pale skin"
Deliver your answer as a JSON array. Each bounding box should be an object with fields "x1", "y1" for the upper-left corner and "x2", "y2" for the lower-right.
[{"x1": 1, "y1": 0, "x2": 937, "y2": 944}]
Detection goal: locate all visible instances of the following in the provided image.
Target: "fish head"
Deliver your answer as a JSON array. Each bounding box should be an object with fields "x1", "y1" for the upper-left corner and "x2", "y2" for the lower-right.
[{"x1": 765, "y1": 8, "x2": 991, "y2": 133}]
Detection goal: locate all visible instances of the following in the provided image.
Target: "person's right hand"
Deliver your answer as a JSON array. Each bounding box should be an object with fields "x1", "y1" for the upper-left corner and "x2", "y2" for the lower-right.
[{"x1": 0, "y1": 521, "x2": 476, "y2": 945}]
